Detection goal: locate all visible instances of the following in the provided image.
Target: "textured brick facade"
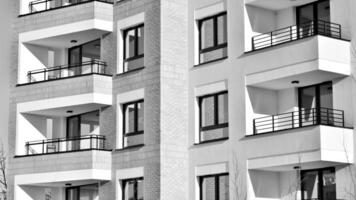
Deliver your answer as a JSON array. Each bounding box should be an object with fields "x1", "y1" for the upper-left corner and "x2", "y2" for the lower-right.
[{"x1": 8, "y1": 0, "x2": 189, "y2": 199}]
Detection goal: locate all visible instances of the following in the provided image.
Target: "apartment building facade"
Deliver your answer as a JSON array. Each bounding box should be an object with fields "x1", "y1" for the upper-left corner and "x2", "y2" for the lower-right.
[{"x1": 7, "y1": 0, "x2": 356, "y2": 200}]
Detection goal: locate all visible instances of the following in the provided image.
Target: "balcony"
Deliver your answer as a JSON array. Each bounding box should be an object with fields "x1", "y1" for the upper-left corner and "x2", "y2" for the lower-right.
[
  {"x1": 12, "y1": 149, "x2": 111, "y2": 187},
  {"x1": 26, "y1": 60, "x2": 110, "y2": 84},
  {"x1": 25, "y1": 135, "x2": 107, "y2": 155},
  {"x1": 244, "y1": 34, "x2": 350, "y2": 91},
  {"x1": 27, "y1": 0, "x2": 113, "y2": 15},
  {"x1": 243, "y1": 107, "x2": 353, "y2": 171},
  {"x1": 253, "y1": 107, "x2": 345, "y2": 135},
  {"x1": 251, "y1": 20, "x2": 342, "y2": 51}
]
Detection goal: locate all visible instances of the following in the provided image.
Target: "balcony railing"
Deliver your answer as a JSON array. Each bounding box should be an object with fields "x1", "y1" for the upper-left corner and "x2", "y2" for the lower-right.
[
  {"x1": 251, "y1": 20, "x2": 342, "y2": 51},
  {"x1": 253, "y1": 107, "x2": 345, "y2": 135},
  {"x1": 28, "y1": 0, "x2": 114, "y2": 14},
  {"x1": 25, "y1": 135, "x2": 106, "y2": 155},
  {"x1": 27, "y1": 60, "x2": 110, "y2": 83}
]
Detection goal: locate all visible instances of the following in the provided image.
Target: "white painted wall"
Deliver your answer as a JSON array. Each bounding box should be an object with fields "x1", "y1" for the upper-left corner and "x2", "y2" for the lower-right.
[
  {"x1": 333, "y1": 78, "x2": 354, "y2": 127},
  {"x1": 19, "y1": 43, "x2": 66, "y2": 84},
  {"x1": 0, "y1": 0, "x2": 11, "y2": 154},
  {"x1": 249, "y1": 170, "x2": 280, "y2": 200},
  {"x1": 16, "y1": 114, "x2": 66, "y2": 155},
  {"x1": 330, "y1": 0, "x2": 351, "y2": 40}
]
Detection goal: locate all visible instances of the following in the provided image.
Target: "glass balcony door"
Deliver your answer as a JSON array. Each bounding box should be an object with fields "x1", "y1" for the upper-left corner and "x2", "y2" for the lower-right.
[
  {"x1": 66, "y1": 184, "x2": 99, "y2": 200},
  {"x1": 66, "y1": 110, "x2": 100, "y2": 151},
  {"x1": 301, "y1": 168, "x2": 336, "y2": 200},
  {"x1": 67, "y1": 115, "x2": 81, "y2": 151},
  {"x1": 68, "y1": 39, "x2": 101, "y2": 76},
  {"x1": 298, "y1": 82, "x2": 333, "y2": 126},
  {"x1": 297, "y1": 0, "x2": 330, "y2": 37}
]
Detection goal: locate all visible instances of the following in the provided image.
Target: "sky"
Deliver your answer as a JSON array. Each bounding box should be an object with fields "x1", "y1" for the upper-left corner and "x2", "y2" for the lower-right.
[{"x1": 0, "y1": 0, "x2": 13, "y2": 149}]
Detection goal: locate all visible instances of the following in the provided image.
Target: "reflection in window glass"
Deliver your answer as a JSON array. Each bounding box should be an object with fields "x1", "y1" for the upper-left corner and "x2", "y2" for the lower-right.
[
  {"x1": 123, "y1": 24, "x2": 145, "y2": 72},
  {"x1": 123, "y1": 178, "x2": 144, "y2": 200},
  {"x1": 199, "y1": 92, "x2": 228, "y2": 142},
  {"x1": 301, "y1": 168, "x2": 336, "y2": 200},
  {"x1": 201, "y1": 18, "x2": 215, "y2": 50},
  {"x1": 199, "y1": 12, "x2": 227, "y2": 64},
  {"x1": 200, "y1": 174, "x2": 229, "y2": 200},
  {"x1": 123, "y1": 100, "x2": 144, "y2": 147}
]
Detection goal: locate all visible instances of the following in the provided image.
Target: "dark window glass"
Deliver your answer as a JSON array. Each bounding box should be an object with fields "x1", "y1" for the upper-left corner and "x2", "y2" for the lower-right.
[
  {"x1": 123, "y1": 24, "x2": 144, "y2": 72},
  {"x1": 199, "y1": 92, "x2": 228, "y2": 143},
  {"x1": 297, "y1": 1, "x2": 330, "y2": 37},
  {"x1": 299, "y1": 82, "x2": 333, "y2": 126},
  {"x1": 198, "y1": 12, "x2": 227, "y2": 64},
  {"x1": 301, "y1": 168, "x2": 336, "y2": 200},
  {"x1": 123, "y1": 178, "x2": 144, "y2": 200},
  {"x1": 200, "y1": 174, "x2": 229, "y2": 200},
  {"x1": 65, "y1": 184, "x2": 98, "y2": 200},
  {"x1": 123, "y1": 100, "x2": 144, "y2": 147}
]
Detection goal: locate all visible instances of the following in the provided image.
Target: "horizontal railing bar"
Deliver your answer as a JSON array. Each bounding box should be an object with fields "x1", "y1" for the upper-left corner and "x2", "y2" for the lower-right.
[
  {"x1": 251, "y1": 20, "x2": 343, "y2": 51},
  {"x1": 253, "y1": 107, "x2": 346, "y2": 135}
]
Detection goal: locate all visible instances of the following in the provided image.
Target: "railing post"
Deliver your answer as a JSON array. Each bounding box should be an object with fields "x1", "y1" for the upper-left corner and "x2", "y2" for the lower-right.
[
  {"x1": 26, "y1": 142, "x2": 29, "y2": 155},
  {"x1": 290, "y1": 26, "x2": 293, "y2": 41},
  {"x1": 42, "y1": 140, "x2": 45, "y2": 154},
  {"x1": 103, "y1": 137, "x2": 106, "y2": 149},
  {"x1": 291, "y1": 112, "x2": 294, "y2": 128},
  {"x1": 90, "y1": 136, "x2": 92, "y2": 149},
  {"x1": 326, "y1": 108, "x2": 329, "y2": 125},
  {"x1": 57, "y1": 139, "x2": 60, "y2": 152},
  {"x1": 270, "y1": 32, "x2": 273, "y2": 46},
  {"x1": 253, "y1": 119, "x2": 256, "y2": 135},
  {"x1": 251, "y1": 38, "x2": 255, "y2": 51},
  {"x1": 314, "y1": 20, "x2": 318, "y2": 36},
  {"x1": 342, "y1": 110, "x2": 345, "y2": 127},
  {"x1": 272, "y1": 115, "x2": 275, "y2": 132}
]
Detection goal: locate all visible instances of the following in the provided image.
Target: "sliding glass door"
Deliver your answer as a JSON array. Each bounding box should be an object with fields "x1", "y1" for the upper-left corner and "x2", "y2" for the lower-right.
[
  {"x1": 66, "y1": 184, "x2": 99, "y2": 200},
  {"x1": 298, "y1": 82, "x2": 333, "y2": 126},
  {"x1": 297, "y1": 0, "x2": 330, "y2": 37}
]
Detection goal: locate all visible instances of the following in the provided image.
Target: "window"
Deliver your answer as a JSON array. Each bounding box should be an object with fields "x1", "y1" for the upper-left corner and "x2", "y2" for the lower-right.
[
  {"x1": 298, "y1": 82, "x2": 333, "y2": 126},
  {"x1": 198, "y1": 12, "x2": 227, "y2": 64},
  {"x1": 296, "y1": 0, "x2": 330, "y2": 37},
  {"x1": 301, "y1": 168, "x2": 336, "y2": 200},
  {"x1": 123, "y1": 178, "x2": 144, "y2": 200},
  {"x1": 199, "y1": 173, "x2": 229, "y2": 200},
  {"x1": 199, "y1": 91, "x2": 228, "y2": 143},
  {"x1": 65, "y1": 184, "x2": 98, "y2": 200},
  {"x1": 123, "y1": 24, "x2": 144, "y2": 72},
  {"x1": 123, "y1": 100, "x2": 144, "y2": 147}
]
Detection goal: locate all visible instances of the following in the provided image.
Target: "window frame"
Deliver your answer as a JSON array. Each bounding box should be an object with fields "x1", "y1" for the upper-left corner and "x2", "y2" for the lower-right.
[
  {"x1": 199, "y1": 173, "x2": 229, "y2": 200},
  {"x1": 123, "y1": 24, "x2": 145, "y2": 72},
  {"x1": 123, "y1": 99, "x2": 144, "y2": 148},
  {"x1": 301, "y1": 167, "x2": 336, "y2": 200},
  {"x1": 122, "y1": 177, "x2": 144, "y2": 200},
  {"x1": 65, "y1": 183, "x2": 99, "y2": 200},
  {"x1": 198, "y1": 12, "x2": 228, "y2": 64},
  {"x1": 198, "y1": 91, "x2": 229, "y2": 143}
]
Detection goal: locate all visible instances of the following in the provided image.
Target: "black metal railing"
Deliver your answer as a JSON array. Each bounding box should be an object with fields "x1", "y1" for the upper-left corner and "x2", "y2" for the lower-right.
[
  {"x1": 25, "y1": 135, "x2": 106, "y2": 155},
  {"x1": 253, "y1": 107, "x2": 345, "y2": 135},
  {"x1": 29, "y1": 0, "x2": 114, "y2": 13},
  {"x1": 252, "y1": 20, "x2": 342, "y2": 51},
  {"x1": 27, "y1": 60, "x2": 109, "y2": 83}
]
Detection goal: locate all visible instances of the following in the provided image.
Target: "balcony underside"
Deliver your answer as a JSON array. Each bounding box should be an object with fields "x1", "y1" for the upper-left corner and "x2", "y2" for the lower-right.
[
  {"x1": 244, "y1": 125, "x2": 354, "y2": 171},
  {"x1": 245, "y1": 0, "x2": 315, "y2": 10}
]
